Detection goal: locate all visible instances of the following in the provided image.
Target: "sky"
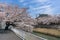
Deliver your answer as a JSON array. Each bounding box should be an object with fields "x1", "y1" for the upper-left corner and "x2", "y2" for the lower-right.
[{"x1": 0, "y1": 0, "x2": 60, "y2": 18}]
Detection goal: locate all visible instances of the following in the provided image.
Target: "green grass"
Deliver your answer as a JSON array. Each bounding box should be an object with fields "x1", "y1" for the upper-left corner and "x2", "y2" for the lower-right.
[{"x1": 33, "y1": 31, "x2": 60, "y2": 40}]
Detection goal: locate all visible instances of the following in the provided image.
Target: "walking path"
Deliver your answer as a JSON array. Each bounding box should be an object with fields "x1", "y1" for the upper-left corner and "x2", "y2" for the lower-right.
[
  {"x1": 11, "y1": 28, "x2": 47, "y2": 40},
  {"x1": 0, "y1": 30, "x2": 21, "y2": 40}
]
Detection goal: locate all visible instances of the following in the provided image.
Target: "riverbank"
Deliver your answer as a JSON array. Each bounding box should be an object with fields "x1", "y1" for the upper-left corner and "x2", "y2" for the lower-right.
[
  {"x1": 33, "y1": 28, "x2": 60, "y2": 38},
  {"x1": 33, "y1": 31, "x2": 60, "y2": 40}
]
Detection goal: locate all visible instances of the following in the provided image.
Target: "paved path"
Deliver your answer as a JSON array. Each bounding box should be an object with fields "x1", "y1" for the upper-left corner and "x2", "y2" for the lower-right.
[
  {"x1": 11, "y1": 28, "x2": 47, "y2": 40},
  {"x1": 0, "y1": 30, "x2": 21, "y2": 40}
]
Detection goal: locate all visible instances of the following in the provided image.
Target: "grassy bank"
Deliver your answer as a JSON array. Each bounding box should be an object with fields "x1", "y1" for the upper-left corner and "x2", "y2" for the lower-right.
[
  {"x1": 33, "y1": 31, "x2": 60, "y2": 40},
  {"x1": 33, "y1": 28, "x2": 60, "y2": 38}
]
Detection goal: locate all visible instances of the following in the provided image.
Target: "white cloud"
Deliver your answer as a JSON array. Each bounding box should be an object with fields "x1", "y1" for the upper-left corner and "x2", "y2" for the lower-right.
[
  {"x1": 29, "y1": 5, "x2": 51, "y2": 10},
  {"x1": 19, "y1": 0, "x2": 54, "y2": 16},
  {"x1": 28, "y1": 0, "x2": 54, "y2": 15},
  {"x1": 19, "y1": 0, "x2": 24, "y2": 2},
  {"x1": 23, "y1": 3, "x2": 28, "y2": 6},
  {"x1": 36, "y1": 0, "x2": 49, "y2": 3},
  {"x1": 29, "y1": 4, "x2": 54, "y2": 15},
  {"x1": 43, "y1": 7, "x2": 53, "y2": 14},
  {"x1": 39, "y1": 5, "x2": 54, "y2": 15},
  {"x1": 28, "y1": 0, "x2": 49, "y2": 3}
]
